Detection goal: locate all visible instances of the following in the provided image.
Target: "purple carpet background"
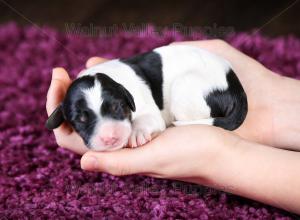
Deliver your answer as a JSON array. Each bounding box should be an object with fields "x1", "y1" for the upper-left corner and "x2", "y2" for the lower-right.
[{"x1": 0, "y1": 22, "x2": 299, "y2": 219}]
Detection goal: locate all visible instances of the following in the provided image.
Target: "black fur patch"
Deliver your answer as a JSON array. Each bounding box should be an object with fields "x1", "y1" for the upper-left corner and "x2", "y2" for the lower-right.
[
  {"x1": 45, "y1": 104, "x2": 64, "y2": 130},
  {"x1": 205, "y1": 69, "x2": 248, "y2": 130},
  {"x1": 96, "y1": 73, "x2": 133, "y2": 121},
  {"x1": 120, "y1": 51, "x2": 164, "y2": 109},
  {"x1": 62, "y1": 75, "x2": 98, "y2": 146}
]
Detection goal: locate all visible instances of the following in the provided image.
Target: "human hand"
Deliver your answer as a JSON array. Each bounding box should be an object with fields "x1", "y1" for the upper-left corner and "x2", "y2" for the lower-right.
[
  {"x1": 171, "y1": 40, "x2": 276, "y2": 145},
  {"x1": 80, "y1": 115, "x2": 300, "y2": 215},
  {"x1": 81, "y1": 124, "x2": 241, "y2": 181},
  {"x1": 47, "y1": 39, "x2": 300, "y2": 155},
  {"x1": 172, "y1": 40, "x2": 300, "y2": 150},
  {"x1": 79, "y1": 39, "x2": 300, "y2": 175},
  {"x1": 46, "y1": 40, "x2": 300, "y2": 214}
]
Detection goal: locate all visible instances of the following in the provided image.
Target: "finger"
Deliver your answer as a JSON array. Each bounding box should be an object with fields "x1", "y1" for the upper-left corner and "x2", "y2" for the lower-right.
[
  {"x1": 46, "y1": 67, "x2": 71, "y2": 115},
  {"x1": 55, "y1": 131, "x2": 88, "y2": 155},
  {"x1": 171, "y1": 39, "x2": 219, "y2": 50},
  {"x1": 46, "y1": 68, "x2": 89, "y2": 154},
  {"x1": 46, "y1": 68, "x2": 73, "y2": 136},
  {"x1": 86, "y1": 57, "x2": 108, "y2": 68},
  {"x1": 171, "y1": 40, "x2": 239, "y2": 63},
  {"x1": 171, "y1": 39, "x2": 233, "y2": 54},
  {"x1": 81, "y1": 145, "x2": 156, "y2": 175}
]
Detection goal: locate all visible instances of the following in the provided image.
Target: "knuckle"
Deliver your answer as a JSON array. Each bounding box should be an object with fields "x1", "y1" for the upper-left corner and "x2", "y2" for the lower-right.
[
  {"x1": 55, "y1": 137, "x2": 66, "y2": 148},
  {"x1": 111, "y1": 164, "x2": 129, "y2": 176},
  {"x1": 103, "y1": 159, "x2": 129, "y2": 176}
]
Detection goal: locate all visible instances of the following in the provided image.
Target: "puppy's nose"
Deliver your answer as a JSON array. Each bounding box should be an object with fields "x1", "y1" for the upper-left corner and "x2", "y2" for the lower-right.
[{"x1": 100, "y1": 136, "x2": 119, "y2": 146}]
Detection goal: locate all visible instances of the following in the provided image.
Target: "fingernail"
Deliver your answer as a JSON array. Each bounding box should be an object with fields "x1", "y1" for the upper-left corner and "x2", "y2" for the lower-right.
[{"x1": 81, "y1": 155, "x2": 99, "y2": 171}]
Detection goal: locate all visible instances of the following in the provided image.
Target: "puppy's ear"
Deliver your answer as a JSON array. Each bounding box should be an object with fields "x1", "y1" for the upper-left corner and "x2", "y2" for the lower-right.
[
  {"x1": 121, "y1": 86, "x2": 136, "y2": 112},
  {"x1": 45, "y1": 104, "x2": 65, "y2": 130}
]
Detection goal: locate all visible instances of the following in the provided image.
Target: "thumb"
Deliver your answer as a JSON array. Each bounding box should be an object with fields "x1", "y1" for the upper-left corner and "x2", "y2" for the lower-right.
[
  {"x1": 80, "y1": 146, "x2": 157, "y2": 176},
  {"x1": 46, "y1": 67, "x2": 72, "y2": 115}
]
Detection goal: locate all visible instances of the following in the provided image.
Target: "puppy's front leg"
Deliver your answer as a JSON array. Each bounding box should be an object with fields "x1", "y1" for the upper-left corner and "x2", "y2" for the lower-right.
[{"x1": 128, "y1": 113, "x2": 166, "y2": 148}]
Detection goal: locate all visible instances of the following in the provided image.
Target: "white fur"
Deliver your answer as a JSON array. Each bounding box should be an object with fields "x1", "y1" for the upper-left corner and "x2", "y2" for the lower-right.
[
  {"x1": 173, "y1": 118, "x2": 214, "y2": 126},
  {"x1": 82, "y1": 78, "x2": 102, "y2": 114},
  {"x1": 154, "y1": 45, "x2": 230, "y2": 125},
  {"x1": 79, "y1": 45, "x2": 232, "y2": 149}
]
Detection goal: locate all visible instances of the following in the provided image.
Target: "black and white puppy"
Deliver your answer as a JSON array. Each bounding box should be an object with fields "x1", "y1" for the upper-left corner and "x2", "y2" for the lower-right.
[{"x1": 46, "y1": 45, "x2": 247, "y2": 151}]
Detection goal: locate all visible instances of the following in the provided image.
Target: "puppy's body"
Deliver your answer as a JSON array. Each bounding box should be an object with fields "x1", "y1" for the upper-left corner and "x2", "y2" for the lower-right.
[
  {"x1": 81, "y1": 45, "x2": 246, "y2": 127},
  {"x1": 46, "y1": 45, "x2": 247, "y2": 151}
]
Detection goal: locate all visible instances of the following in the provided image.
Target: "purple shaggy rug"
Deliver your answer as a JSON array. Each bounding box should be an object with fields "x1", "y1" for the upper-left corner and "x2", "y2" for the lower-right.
[{"x1": 0, "y1": 22, "x2": 300, "y2": 219}]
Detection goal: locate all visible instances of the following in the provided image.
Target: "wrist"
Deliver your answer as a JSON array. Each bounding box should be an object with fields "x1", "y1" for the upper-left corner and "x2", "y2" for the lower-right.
[{"x1": 199, "y1": 132, "x2": 245, "y2": 191}]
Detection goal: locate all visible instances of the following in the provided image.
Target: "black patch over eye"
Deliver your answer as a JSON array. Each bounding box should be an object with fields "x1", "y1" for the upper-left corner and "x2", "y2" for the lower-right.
[
  {"x1": 78, "y1": 111, "x2": 89, "y2": 123},
  {"x1": 110, "y1": 102, "x2": 120, "y2": 112},
  {"x1": 101, "y1": 99, "x2": 129, "y2": 120}
]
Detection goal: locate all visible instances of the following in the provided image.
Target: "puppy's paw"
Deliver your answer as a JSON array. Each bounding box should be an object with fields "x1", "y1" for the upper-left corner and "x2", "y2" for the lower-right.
[{"x1": 128, "y1": 128, "x2": 152, "y2": 148}]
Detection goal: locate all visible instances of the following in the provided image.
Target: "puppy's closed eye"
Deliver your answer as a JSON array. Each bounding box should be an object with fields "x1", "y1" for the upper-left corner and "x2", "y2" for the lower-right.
[
  {"x1": 112, "y1": 101, "x2": 129, "y2": 115},
  {"x1": 110, "y1": 102, "x2": 119, "y2": 112},
  {"x1": 77, "y1": 111, "x2": 89, "y2": 123},
  {"x1": 79, "y1": 112, "x2": 88, "y2": 123}
]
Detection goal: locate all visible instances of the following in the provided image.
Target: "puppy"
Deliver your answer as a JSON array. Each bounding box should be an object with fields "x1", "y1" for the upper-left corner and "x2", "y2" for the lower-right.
[{"x1": 46, "y1": 45, "x2": 247, "y2": 151}]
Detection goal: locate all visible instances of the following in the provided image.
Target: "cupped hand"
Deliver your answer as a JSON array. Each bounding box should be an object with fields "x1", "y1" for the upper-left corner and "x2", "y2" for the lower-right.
[
  {"x1": 173, "y1": 40, "x2": 300, "y2": 150},
  {"x1": 81, "y1": 124, "x2": 241, "y2": 182},
  {"x1": 45, "y1": 40, "x2": 300, "y2": 213},
  {"x1": 47, "y1": 40, "x2": 300, "y2": 178}
]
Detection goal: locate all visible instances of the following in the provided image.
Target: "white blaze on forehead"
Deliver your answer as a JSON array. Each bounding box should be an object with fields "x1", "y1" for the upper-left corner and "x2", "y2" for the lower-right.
[{"x1": 82, "y1": 79, "x2": 103, "y2": 114}]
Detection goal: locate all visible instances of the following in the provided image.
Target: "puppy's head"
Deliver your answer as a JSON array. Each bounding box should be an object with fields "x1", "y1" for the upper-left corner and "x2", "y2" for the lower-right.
[{"x1": 46, "y1": 73, "x2": 135, "y2": 151}]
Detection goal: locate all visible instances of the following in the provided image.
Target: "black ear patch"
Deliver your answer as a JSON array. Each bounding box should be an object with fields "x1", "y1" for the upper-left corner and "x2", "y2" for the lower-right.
[
  {"x1": 45, "y1": 104, "x2": 65, "y2": 130},
  {"x1": 96, "y1": 73, "x2": 136, "y2": 112},
  {"x1": 121, "y1": 86, "x2": 136, "y2": 112},
  {"x1": 120, "y1": 51, "x2": 163, "y2": 110}
]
